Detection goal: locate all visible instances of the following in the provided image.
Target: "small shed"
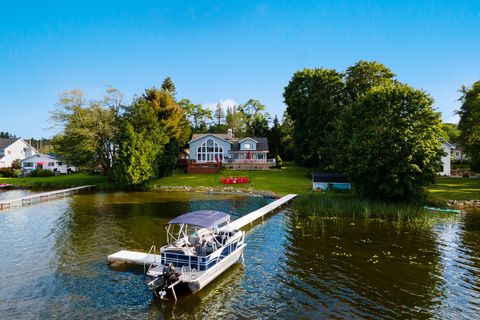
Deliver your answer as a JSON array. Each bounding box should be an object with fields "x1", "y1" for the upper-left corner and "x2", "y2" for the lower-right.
[{"x1": 312, "y1": 173, "x2": 351, "y2": 191}]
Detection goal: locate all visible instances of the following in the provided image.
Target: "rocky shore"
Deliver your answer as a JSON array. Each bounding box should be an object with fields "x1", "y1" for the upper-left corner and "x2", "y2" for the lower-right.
[
  {"x1": 447, "y1": 199, "x2": 480, "y2": 209},
  {"x1": 151, "y1": 185, "x2": 280, "y2": 198}
]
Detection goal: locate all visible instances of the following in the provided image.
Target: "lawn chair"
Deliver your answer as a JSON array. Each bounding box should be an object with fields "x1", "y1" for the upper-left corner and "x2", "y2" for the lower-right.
[
  {"x1": 242, "y1": 176, "x2": 248, "y2": 183},
  {"x1": 221, "y1": 177, "x2": 226, "y2": 184},
  {"x1": 229, "y1": 176, "x2": 234, "y2": 184}
]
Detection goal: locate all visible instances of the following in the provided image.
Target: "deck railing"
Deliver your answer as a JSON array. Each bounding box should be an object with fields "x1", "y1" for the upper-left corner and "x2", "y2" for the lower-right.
[{"x1": 224, "y1": 159, "x2": 275, "y2": 164}]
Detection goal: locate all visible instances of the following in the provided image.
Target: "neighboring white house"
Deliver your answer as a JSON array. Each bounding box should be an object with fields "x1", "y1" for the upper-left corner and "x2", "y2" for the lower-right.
[
  {"x1": 440, "y1": 139, "x2": 455, "y2": 176},
  {"x1": 188, "y1": 129, "x2": 274, "y2": 170},
  {"x1": 0, "y1": 138, "x2": 38, "y2": 168},
  {"x1": 21, "y1": 154, "x2": 76, "y2": 174},
  {"x1": 453, "y1": 146, "x2": 469, "y2": 162}
]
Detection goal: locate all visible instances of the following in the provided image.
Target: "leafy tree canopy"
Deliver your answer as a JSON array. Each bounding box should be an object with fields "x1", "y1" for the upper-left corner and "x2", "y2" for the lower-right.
[
  {"x1": 342, "y1": 83, "x2": 443, "y2": 201},
  {"x1": 458, "y1": 81, "x2": 480, "y2": 171}
]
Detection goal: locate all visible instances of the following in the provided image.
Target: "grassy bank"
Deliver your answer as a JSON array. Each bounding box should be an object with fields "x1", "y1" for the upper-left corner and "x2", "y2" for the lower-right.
[
  {"x1": 0, "y1": 173, "x2": 110, "y2": 189},
  {"x1": 428, "y1": 177, "x2": 480, "y2": 201},
  {"x1": 149, "y1": 162, "x2": 312, "y2": 195}
]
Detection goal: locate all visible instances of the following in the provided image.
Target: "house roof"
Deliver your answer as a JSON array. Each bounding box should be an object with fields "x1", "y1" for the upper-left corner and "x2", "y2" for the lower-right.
[
  {"x1": 231, "y1": 137, "x2": 269, "y2": 151},
  {"x1": 190, "y1": 133, "x2": 231, "y2": 144},
  {"x1": 312, "y1": 173, "x2": 350, "y2": 183},
  {"x1": 0, "y1": 138, "x2": 20, "y2": 149},
  {"x1": 238, "y1": 137, "x2": 258, "y2": 143},
  {"x1": 439, "y1": 137, "x2": 455, "y2": 149},
  {"x1": 21, "y1": 153, "x2": 63, "y2": 162}
]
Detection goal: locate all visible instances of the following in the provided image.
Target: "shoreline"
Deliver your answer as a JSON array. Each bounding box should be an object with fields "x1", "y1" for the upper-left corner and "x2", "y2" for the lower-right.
[{"x1": 151, "y1": 185, "x2": 281, "y2": 199}]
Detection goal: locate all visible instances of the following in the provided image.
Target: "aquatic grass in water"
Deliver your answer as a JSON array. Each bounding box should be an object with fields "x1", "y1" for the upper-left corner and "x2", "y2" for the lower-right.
[{"x1": 293, "y1": 193, "x2": 456, "y2": 222}]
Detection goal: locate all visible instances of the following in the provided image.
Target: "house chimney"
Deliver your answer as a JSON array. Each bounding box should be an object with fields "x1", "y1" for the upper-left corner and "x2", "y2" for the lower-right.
[{"x1": 227, "y1": 128, "x2": 233, "y2": 140}]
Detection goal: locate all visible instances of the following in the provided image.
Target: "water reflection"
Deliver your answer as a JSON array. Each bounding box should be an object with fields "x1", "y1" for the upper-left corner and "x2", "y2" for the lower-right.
[{"x1": 0, "y1": 192, "x2": 479, "y2": 319}]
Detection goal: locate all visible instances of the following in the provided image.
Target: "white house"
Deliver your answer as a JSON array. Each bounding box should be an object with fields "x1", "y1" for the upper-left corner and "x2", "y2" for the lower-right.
[
  {"x1": 452, "y1": 146, "x2": 469, "y2": 162},
  {"x1": 188, "y1": 129, "x2": 274, "y2": 171},
  {"x1": 21, "y1": 154, "x2": 76, "y2": 174},
  {"x1": 440, "y1": 139, "x2": 455, "y2": 176},
  {"x1": 0, "y1": 138, "x2": 38, "y2": 168}
]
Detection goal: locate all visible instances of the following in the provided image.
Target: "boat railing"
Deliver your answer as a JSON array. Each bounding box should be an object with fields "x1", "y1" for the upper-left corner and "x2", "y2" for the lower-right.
[
  {"x1": 144, "y1": 244, "x2": 157, "y2": 274},
  {"x1": 162, "y1": 241, "x2": 239, "y2": 272}
]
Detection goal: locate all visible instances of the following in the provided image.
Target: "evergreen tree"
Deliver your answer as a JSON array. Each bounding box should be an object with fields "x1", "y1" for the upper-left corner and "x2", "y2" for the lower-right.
[{"x1": 161, "y1": 77, "x2": 176, "y2": 97}]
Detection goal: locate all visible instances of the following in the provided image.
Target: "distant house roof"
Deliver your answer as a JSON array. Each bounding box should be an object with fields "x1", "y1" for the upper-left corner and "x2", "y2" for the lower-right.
[
  {"x1": 439, "y1": 137, "x2": 455, "y2": 149},
  {"x1": 0, "y1": 138, "x2": 20, "y2": 149},
  {"x1": 230, "y1": 137, "x2": 269, "y2": 151},
  {"x1": 312, "y1": 173, "x2": 350, "y2": 183},
  {"x1": 21, "y1": 153, "x2": 63, "y2": 162}
]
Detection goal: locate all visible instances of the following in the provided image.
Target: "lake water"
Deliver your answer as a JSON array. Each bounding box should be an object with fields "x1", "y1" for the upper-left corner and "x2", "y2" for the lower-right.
[{"x1": 0, "y1": 191, "x2": 479, "y2": 319}]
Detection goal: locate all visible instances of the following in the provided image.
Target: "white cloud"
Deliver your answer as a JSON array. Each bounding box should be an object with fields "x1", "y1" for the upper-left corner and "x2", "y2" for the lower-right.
[
  {"x1": 445, "y1": 114, "x2": 460, "y2": 124},
  {"x1": 203, "y1": 99, "x2": 238, "y2": 111}
]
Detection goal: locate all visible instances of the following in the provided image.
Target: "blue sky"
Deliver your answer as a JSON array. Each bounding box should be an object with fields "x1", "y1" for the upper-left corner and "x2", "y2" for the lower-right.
[{"x1": 1, "y1": 1, "x2": 479, "y2": 138}]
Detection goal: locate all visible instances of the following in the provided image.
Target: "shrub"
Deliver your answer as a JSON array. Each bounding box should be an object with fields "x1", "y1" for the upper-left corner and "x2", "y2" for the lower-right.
[
  {"x1": 28, "y1": 169, "x2": 54, "y2": 177},
  {"x1": 36, "y1": 169, "x2": 54, "y2": 177},
  {"x1": 0, "y1": 167, "x2": 14, "y2": 177},
  {"x1": 275, "y1": 154, "x2": 283, "y2": 169}
]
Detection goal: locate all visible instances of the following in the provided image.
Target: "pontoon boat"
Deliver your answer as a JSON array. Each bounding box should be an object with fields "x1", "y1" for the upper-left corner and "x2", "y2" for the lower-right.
[{"x1": 146, "y1": 210, "x2": 246, "y2": 300}]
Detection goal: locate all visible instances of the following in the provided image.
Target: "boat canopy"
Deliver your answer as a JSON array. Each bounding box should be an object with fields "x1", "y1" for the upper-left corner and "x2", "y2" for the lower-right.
[{"x1": 167, "y1": 210, "x2": 230, "y2": 229}]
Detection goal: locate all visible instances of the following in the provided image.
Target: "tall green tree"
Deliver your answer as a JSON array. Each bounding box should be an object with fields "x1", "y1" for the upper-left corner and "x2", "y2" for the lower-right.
[
  {"x1": 179, "y1": 99, "x2": 213, "y2": 133},
  {"x1": 344, "y1": 60, "x2": 395, "y2": 101},
  {"x1": 341, "y1": 83, "x2": 443, "y2": 201},
  {"x1": 238, "y1": 99, "x2": 271, "y2": 137},
  {"x1": 114, "y1": 99, "x2": 167, "y2": 186},
  {"x1": 441, "y1": 123, "x2": 461, "y2": 144},
  {"x1": 267, "y1": 115, "x2": 282, "y2": 156},
  {"x1": 51, "y1": 89, "x2": 119, "y2": 177},
  {"x1": 279, "y1": 111, "x2": 294, "y2": 161},
  {"x1": 284, "y1": 68, "x2": 345, "y2": 168},
  {"x1": 214, "y1": 103, "x2": 225, "y2": 126},
  {"x1": 457, "y1": 81, "x2": 480, "y2": 171},
  {"x1": 142, "y1": 87, "x2": 191, "y2": 176},
  {"x1": 225, "y1": 106, "x2": 246, "y2": 137},
  {"x1": 161, "y1": 77, "x2": 177, "y2": 97}
]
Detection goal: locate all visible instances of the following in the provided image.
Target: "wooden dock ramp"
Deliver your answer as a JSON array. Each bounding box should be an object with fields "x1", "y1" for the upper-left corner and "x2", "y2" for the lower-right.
[
  {"x1": 107, "y1": 193, "x2": 297, "y2": 266},
  {"x1": 0, "y1": 185, "x2": 95, "y2": 210}
]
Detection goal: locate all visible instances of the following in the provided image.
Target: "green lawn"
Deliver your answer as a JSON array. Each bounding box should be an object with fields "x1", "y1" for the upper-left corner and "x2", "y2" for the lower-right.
[
  {"x1": 150, "y1": 162, "x2": 312, "y2": 195},
  {"x1": 428, "y1": 177, "x2": 480, "y2": 201},
  {"x1": 0, "y1": 173, "x2": 109, "y2": 189},
  {"x1": 1, "y1": 164, "x2": 479, "y2": 202}
]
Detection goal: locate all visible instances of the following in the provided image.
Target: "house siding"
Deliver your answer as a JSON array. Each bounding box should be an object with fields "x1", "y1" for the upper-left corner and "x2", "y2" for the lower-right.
[
  {"x1": 440, "y1": 142, "x2": 452, "y2": 176},
  {"x1": 189, "y1": 135, "x2": 231, "y2": 162},
  {"x1": 0, "y1": 139, "x2": 37, "y2": 168},
  {"x1": 239, "y1": 138, "x2": 257, "y2": 151}
]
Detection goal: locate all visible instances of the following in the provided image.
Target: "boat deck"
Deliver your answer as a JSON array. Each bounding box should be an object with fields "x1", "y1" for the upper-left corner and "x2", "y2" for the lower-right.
[{"x1": 107, "y1": 193, "x2": 297, "y2": 266}]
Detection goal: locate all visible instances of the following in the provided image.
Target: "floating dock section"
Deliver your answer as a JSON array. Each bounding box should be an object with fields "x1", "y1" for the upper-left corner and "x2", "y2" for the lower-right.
[
  {"x1": 107, "y1": 193, "x2": 297, "y2": 266},
  {"x1": 0, "y1": 185, "x2": 95, "y2": 210}
]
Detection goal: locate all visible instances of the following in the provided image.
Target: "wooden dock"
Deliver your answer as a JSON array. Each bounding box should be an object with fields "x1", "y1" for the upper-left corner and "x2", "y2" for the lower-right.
[
  {"x1": 0, "y1": 185, "x2": 95, "y2": 210},
  {"x1": 107, "y1": 193, "x2": 297, "y2": 266}
]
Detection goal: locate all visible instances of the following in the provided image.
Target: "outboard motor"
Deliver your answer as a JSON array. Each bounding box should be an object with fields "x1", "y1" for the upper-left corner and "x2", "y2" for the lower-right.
[{"x1": 148, "y1": 263, "x2": 181, "y2": 299}]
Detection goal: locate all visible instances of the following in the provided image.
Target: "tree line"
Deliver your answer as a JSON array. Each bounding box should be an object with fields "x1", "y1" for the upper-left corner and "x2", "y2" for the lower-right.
[
  {"x1": 50, "y1": 78, "x2": 294, "y2": 186},
  {"x1": 284, "y1": 60, "x2": 444, "y2": 202}
]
